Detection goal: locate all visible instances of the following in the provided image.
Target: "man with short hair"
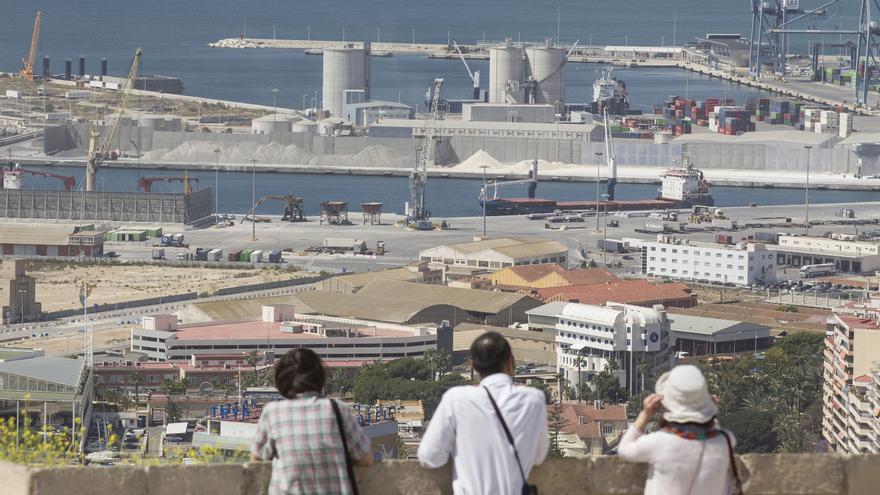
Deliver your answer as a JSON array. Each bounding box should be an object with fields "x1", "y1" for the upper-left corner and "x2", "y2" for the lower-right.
[{"x1": 418, "y1": 332, "x2": 549, "y2": 494}]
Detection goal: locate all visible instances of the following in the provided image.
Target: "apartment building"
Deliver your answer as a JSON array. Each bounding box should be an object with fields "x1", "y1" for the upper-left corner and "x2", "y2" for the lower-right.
[
  {"x1": 641, "y1": 235, "x2": 776, "y2": 286},
  {"x1": 555, "y1": 302, "x2": 675, "y2": 394},
  {"x1": 822, "y1": 314, "x2": 880, "y2": 453}
]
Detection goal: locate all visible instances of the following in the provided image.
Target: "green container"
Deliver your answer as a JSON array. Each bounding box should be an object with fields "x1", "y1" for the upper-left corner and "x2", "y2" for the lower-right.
[
  {"x1": 143, "y1": 227, "x2": 163, "y2": 239},
  {"x1": 240, "y1": 249, "x2": 253, "y2": 262}
]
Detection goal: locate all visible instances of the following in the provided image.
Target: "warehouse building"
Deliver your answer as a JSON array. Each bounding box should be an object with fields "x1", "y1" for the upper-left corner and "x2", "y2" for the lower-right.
[
  {"x1": 770, "y1": 234, "x2": 880, "y2": 273},
  {"x1": 485, "y1": 264, "x2": 619, "y2": 291},
  {"x1": 641, "y1": 235, "x2": 776, "y2": 286},
  {"x1": 131, "y1": 306, "x2": 450, "y2": 364},
  {"x1": 452, "y1": 323, "x2": 557, "y2": 366},
  {"x1": 536, "y1": 280, "x2": 697, "y2": 308},
  {"x1": 420, "y1": 237, "x2": 569, "y2": 270},
  {"x1": 669, "y1": 314, "x2": 772, "y2": 356},
  {"x1": 0, "y1": 224, "x2": 105, "y2": 257}
]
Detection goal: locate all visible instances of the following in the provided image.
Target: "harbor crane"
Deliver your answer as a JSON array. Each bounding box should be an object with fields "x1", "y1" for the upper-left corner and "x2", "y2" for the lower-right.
[
  {"x1": 451, "y1": 40, "x2": 481, "y2": 99},
  {"x1": 1, "y1": 164, "x2": 75, "y2": 191},
  {"x1": 407, "y1": 78, "x2": 443, "y2": 230},
  {"x1": 603, "y1": 109, "x2": 617, "y2": 201},
  {"x1": 137, "y1": 174, "x2": 199, "y2": 194},
  {"x1": 19, "y1": 11, "x2": 41, "y2": 80},
  {"x1": 480, "y1": 160, "x2": 539, "y2": 201},
  {"x1": 85, "y1": 48, "x2": 142, "y2": 191},
  {"x1": 241, "y1": 194, "x2": 306, "y2": 223}
]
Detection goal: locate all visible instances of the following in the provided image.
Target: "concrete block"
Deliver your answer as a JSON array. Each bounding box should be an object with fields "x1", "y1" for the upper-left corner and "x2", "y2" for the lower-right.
[
  {"x1": 244, "y1": 462, "x2": 271, "y2": 495},
  {"x1": 146, "y1": 464, "x2": 245, "y2": 495},
  {"x1": 740, "y1": 454, "x2": 844, "y2": 495},
  {"x1": 0, "y1": 460, "x2": 32, "y2": 495},
  {"x1": 845, "y1": 455, "x2": 880, "y2": 495},
  {"x1": 588, "y1": 457, "x2": 647, "y2": 495},
  {"x1": 30, "y1": 465, "x2": 147, "y2": 495},
  {"x1": 356, "y1": 460, "x2": 452, "y2": 495}
]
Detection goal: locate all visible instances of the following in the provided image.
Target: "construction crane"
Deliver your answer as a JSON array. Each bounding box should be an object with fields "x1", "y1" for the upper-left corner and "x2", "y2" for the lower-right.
[
  {"x1": 407, "y1": 78, "x2": 443, "y2": 229},
  {"x1": 18, "y1": 11, "x2": 41, "y2": 80},
  {"x1": 241, "y1": 194, "x2": 305, "y2": 223},
  {"x1": 451, "y1": 40, "x2": 481, "y2": 99},
  {"x1": 85, "y1": 48, "x2": 142, "y2": 191},
  {"x1": 137, "y1": 174, "x2": 199, "y2": 194}
]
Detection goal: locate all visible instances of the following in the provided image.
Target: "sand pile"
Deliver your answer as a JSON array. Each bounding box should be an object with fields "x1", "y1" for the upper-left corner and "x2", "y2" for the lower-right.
[
  {"x1": 455, "y1": 149, "x2": 505, "y2": 171},
  {"x1": 350, "y1": 145, "x2": 408, "y2": 168}
]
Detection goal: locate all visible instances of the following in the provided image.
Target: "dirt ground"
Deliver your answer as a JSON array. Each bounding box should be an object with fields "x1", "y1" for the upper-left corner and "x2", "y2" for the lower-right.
[
  {"x1": 10, "y1": 262, "x2": 303, "y2": 312},
  {"x1": 26, "y1": 327, "x2": 131, "y2": 356}
]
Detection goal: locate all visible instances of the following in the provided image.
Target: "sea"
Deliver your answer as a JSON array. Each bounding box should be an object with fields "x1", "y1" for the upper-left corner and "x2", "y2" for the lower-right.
[{"x1": 1, "y1": 1, "x2": 876, "y2": 216}]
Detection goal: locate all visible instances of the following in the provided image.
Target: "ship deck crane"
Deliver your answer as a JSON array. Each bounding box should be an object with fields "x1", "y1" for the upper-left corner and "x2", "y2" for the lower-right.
[
  {"x1": 451, "y1": 40, "x2": 481, "y2": 100},
  {"x1": 137, "y1": 175, "x2": 199, "y2": 194},
  {"x1": 19, "y1": 11, "x2": 41, "y2": 81},
  {"x1": 1, "y1": 164, "x2": 75, "y2": 191},
  {"x1": 480, "y1": 160, "x2": 539, "y2": 200},
  {"x1": 241, "y1": 194, "x2": 305, "y2": 223},
  {"x1": 407, "y1": 78, "x2": 443, "y2": 230},
  {"x1": 86, "y1": 48, "x2": 142, "y2": 191}
]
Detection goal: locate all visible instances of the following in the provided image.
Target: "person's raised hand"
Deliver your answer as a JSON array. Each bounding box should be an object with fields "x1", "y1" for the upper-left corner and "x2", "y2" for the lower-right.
[{"x1": 642, "y1": 393, "x2": 664, "y2": 416}]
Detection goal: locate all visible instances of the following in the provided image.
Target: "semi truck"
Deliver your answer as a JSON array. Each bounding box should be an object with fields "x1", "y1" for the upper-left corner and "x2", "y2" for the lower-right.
[{"x1": 799, "y1": 263, "x2": 836, "y2": 278}]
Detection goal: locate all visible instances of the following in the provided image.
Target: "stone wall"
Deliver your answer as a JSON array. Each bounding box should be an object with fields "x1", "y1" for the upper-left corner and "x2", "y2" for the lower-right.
[{"x1": 3, "y1": 455, "x2": 879, "y2": 495}]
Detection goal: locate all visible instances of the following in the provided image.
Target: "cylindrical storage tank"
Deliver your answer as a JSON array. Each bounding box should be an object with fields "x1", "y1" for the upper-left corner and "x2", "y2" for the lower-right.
[
  {"x1": 42, "y1": 56, "x2": 50, "y2": 80},
  {"x1": 251, "y1": 115, "x2": 293, "y2": 135},
  {"x1": 78, "y1": 55, "x2": 85, "y2": 77},
  {"x1": 101, "y1": 58, "x2": 108, "y2": 78},
  {"x1": 489, "y1": 40, "x2": 524, "y2": 103},
  {"x1": 525, "y1": 40, "x2": 565, "y2": 106},
  {"x1": 64, "y1": 59, "x2": 72, "y2": 80},
  {"x1": 321, "y1": 44, "x2": 370, "y2": 117}
]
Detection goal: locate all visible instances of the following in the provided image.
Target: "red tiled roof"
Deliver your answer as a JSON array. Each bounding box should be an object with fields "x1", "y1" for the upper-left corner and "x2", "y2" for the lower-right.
[
  {"x1": 496, "y1": 264, "x2": 620, "y2": 286},
  {"x1": 548, "y1": 403, "x2": 626, "y2": 439},
  {"x1": 837, "y1": 315, "x2": 880, "y2": 330},
  {"x1": 855, "y1": 374, "x2": 872, "y2": 383},
  {"x1": 535, "y1": 280, "x2": 695, "y2": 307}
]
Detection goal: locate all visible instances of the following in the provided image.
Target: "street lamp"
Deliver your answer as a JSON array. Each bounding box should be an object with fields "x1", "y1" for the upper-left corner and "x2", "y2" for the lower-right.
[
  {"x1": 480, "y1": 165, "x2": 489, "y2": 237},
  {"x1": 804, "y1": 145, "x2": 812, "y2": 235},
  {"x1": 302, "y1": 94, "x2": 308, "y2": 111},
  {"x1": 594, "y1": 152, "x2": 603, "y2": 232},
  {"x1": 251, "y1": 159, "x2": 257, "y2": 241},
  {"x1": 411, "y1": 28, "x2": 415, "y2": 49},
  {"x1": 307, "y1": 25, "x2": 310, "y2": 41},
  {"x1": 214, "y1": 148, "x2": 221, "y2": 219},
  {"x1": 271, "y1": 88, "x2": 280, "y2": 141},
  {"x1": 17, "y1": 288, "x2": 26, "y2": 324}
]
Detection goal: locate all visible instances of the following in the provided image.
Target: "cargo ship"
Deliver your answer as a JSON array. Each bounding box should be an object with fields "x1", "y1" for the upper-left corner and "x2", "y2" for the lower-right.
[{"x1": 478, "y1": 156, "x2": 713, "y2": 216}]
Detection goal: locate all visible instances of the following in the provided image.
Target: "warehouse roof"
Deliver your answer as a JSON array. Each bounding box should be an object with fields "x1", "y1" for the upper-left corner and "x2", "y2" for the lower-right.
[
  {"x1": 372, "y1": 118, "x2": 596, "y2": 134},
  {"x1": 673, "y1": 130, "x2": 830, "y2": 146},
  {"x1": 491, "y1": 265, "x2": 619, "y2": 286},
  {"x1": 356, "y1": 279, "x2": 539, "y2": 315},
  {"x1": 331, "y1": 267, "x2": 427, "y2": 291},
  {"x1": 525, "y1": 301, "x2": 570, "y2": 319},
  {"x1": 536, "y1": 280, "x2": 695, "y2": 307},
  {"x1": 454, "y1": 323, "x2": 557, "y2": 344},
  {"x1": 669, "y1": 314, "x2": 770, "y2": 336},
  {"x1": 839, "y1": 132, "x2": 880, "y2": 146},
  {"x1": 429, "y1": 237, "x2": 568, "y2": 259},
  {"x1": 290, "y1": 290, "x2": 457, "y2": 324},
  {"x1": 0, "y1": 357, "x2": 84, "y2": 387},
  {"x1": 0, "y1": 224, "x2": 73, "y2": 245}
]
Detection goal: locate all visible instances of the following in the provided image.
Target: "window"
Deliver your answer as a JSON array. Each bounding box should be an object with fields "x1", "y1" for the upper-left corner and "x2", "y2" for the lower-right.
[{"x1": 661, "y1": 248, "x2": 667, "y2": 252}]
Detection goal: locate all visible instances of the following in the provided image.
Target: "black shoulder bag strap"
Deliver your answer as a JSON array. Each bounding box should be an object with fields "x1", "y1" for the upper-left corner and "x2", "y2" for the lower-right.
[
  {"x1": 719, "y1": 430, "x2": 743, "y2": 495},
  {"x1": 330, "y1": 399, "x2": 360, "y2": 495},
  {"x1": 483, "y1": 387, "x2": 538, "y2": 495}
]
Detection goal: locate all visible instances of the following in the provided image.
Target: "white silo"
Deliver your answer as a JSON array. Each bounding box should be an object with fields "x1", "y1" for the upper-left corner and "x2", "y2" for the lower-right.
[
  {"x1": 322, "y1": 43, "x2": 371, "y2": 117},
  {"x1": 525, "y1": 39, "x2": 565, "y2": 106},
  {"x1": 489, "y1": 39, "x2": 524, "y2": 103}
]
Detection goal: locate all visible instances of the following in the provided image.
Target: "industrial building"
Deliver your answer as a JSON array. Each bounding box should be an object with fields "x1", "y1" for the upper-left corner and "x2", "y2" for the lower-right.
[
  {"x1": 451, "y1": 323, "x2": 557, "y2": 366},
  {"x1": 462, "y1": 103, "x2": 556, "y2": 123},
  {"x1": 641, "y1": 235, "x2": 776, "y2": 286},
  {"x1": 0, "y1": 348, "x2": 45, "y2": 363},
  {"x1": 131, "y1": 307, "x2": 450, "y2": 364},
  {"x1": 668, "y1": 314, "x2": 771, "y2": 356},
  {"x1": 1, "y1": 259, "x2": 41, "y2": 324},
  {"x1": 536, "y1": 280, "x2": 697, "y2": 308},
  {"x1": 485, "y1": 265, "x2": 619, "y2": 290},
  {"x1": 771, "y1": 234, "x2": 880, "y2": 273},
  {"x1": 822, "y1": 313, "x2": 880, "y2": 454},
  {"x1": 553, "y1": 302, "x2": 675, "y2": 394},
  {"x1": 419, "y1": 237, "x2": 569, "y2": 270},
  {"x1": 322, "y1": 44, "x2": 370, "y2": 117},
  {"x1": 320, "y1": 265, "x2": 443, "y2": 294},
  {"x1": 344, "y1": 100, "x2": 414, "y2": 127},
  {"x1": 0, "y1": 224, "x2": 105, "y2": 258}
]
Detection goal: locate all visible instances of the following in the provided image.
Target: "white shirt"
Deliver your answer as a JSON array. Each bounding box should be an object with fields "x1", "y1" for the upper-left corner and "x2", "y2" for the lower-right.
[
  {"x1": 418, "y1": 373, "x2": 549, "y2": 495},
  {"x1": 618, "y1": 425, "x2": 736, "y2": 495}
]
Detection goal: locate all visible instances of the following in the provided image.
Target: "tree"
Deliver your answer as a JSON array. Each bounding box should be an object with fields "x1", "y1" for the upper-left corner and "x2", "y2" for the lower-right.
[
  {"x1": 327, "y1": 368, "x2": 353, "y2": 398},
  {"x1": 547, "y1": 401, "x2": 569, "y2": 458},
  {"x1": 244, "y1": 351, "x2": 261, "y2": 378},
  {"x1": 592, "y1": 361, "x2": 622, "y2": 404},
  {"x1": 723, "y1": 409, "x2": 778, "y2": 453},
  {"x1": 423, "y1": 349, "x2": 451, "y2": 380},
  {"x1": 528, "y1": 381, "x2": 552, "y2": 405},
  {"x1": 165, "y1": 397, "x2": 182, "y2": 423},
  {"x1": 128, "y1": 372, "x2": 143, "y2": 406}
]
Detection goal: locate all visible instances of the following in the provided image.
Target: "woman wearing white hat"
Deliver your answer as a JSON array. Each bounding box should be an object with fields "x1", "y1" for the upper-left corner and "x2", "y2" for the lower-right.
[{"x1": 619, "y1": 365, "x2": 741, "y2": 495}]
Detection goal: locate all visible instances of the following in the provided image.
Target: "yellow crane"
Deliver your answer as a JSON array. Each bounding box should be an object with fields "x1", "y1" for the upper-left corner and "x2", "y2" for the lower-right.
[
  {"x1": 19, "y1": 11, "x2": 42, "y2": 80},
  {"x1": 85, "y1": 48, "x2": 142, "y2": 191}
]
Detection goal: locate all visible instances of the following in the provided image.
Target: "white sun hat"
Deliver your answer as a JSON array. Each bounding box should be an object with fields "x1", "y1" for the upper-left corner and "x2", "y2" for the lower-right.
[{"x1": 655, "y1": 364, "x2": 718, "y2": 424}]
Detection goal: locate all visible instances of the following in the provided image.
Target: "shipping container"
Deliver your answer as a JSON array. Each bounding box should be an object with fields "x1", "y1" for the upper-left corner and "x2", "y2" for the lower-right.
[
  {"x1": 207, "y1": 249, "x2": 223, "y2": 262},
  {"x1": 754, "y1": 231, "x2": 778, "y2": 243},
  {"x1": 268, "y1": 250, "x2": 283, "y2": 263},
  {"x1": 597, "y1": 239, "x2": 624, "y2": 253},
  {"x1": 251, "y1": 249, "x2": 264, "y2": 263},
  {"x1": 227, "y1": 250, "x2": 242, "y2": 262},
  {"x1": 195, "y1": 248, "x2": 208, "y2": 261},
  {"x1": 715, "y1": 234, "x2": 733, "y2": 245},
  {"x1": 240, "y1": 249, "x2": 254, "y2": 262}
]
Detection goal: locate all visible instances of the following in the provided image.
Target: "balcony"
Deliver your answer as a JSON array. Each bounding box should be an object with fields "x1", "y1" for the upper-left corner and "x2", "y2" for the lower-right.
[{"x1": 3, "y1": 455, "x2": 880, "y2": 495}]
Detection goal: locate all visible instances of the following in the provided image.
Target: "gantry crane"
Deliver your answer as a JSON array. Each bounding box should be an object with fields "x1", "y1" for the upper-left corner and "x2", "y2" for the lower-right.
[
  {"x1": 19, "y1": 11, "x2": 41, "y2": 80},
  {"x1": 85, "y1": 48, "x2": 142, "y2": 191},
  {"x1": 137, "y1": 174, "x2": 199, "y2": 194},
  {"x1": 241, "y1": 194, "x2": 305, "y2": 223},
  {"x1": 407, "y1": 78, "x2": 443, "y2": 229}
]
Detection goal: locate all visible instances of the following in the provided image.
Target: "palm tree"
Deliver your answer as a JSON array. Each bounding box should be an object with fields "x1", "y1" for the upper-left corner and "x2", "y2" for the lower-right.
[
  {"x1": 128, "y1": 372, "x2": 143, "y2": 407},
  {"x1": 244, "y1": 351, "x2": 261, "y2": 378}
]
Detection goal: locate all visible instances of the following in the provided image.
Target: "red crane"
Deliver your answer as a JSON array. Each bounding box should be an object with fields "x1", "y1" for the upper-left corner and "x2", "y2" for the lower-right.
[
  {"x1": 137, "y1": 175, "x2": 199, "y2": 194},
  {"x1": 3, "y1": 167, "x2": 76, "y2": 190}
]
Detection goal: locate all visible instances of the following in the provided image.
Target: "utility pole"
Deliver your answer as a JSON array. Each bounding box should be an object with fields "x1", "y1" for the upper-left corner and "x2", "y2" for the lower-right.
[
  {"x1": 481, "y1": 165, "x2": 489, "y2": 237},
  {"x1": 594, "y1": 152, "x2": 603, "y2": 232},
  {"x1": 271, "y1": 88, "x2": 279, "y2": 142},
  {"x1": 214, "y1": 148, "x2": 220, "y2": 219},
  {"x1": 804, "y1": 145, "x2": 812, "y2": 235},
  {"x1": 251, "y1": 159, "x2": 257, "y2": 241}
]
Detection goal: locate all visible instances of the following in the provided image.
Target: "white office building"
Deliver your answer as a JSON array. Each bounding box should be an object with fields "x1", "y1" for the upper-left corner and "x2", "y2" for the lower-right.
[
  {"x1": 555, "y1": 302, "x2": 674, "y2": 394},
  {"x1": 641, "y1": 235, "x2": 776, "y2": 286}
]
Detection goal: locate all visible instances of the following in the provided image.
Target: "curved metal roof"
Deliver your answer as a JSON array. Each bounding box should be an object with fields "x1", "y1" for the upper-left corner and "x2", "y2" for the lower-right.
[{"x1": 559, "y1": 304, "x2": 621, "y2": 325}]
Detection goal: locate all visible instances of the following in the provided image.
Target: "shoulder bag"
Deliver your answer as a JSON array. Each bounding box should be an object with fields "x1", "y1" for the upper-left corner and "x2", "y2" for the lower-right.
[
  {"x1": 483, "y1": 387, "x2": 538, "y2": 495},
  {"x1": 331, "y1": 399, "x2": 360, "y2": 495},
  {"x1": 719, "y1": 430, "x2": 743, "y2": 495}
]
